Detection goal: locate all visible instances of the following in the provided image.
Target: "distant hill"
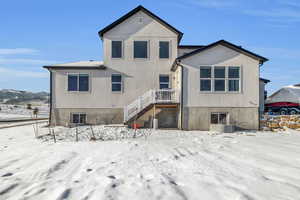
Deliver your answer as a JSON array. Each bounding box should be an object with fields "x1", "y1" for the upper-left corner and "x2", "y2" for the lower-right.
[{"x1": 0, "y1": 89, "x2": 49, "y2": 104}]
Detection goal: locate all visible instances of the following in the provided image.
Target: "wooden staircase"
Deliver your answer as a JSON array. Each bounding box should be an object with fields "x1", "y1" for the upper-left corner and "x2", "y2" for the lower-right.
[{"x1": 124, "y1": 89, "x2": 180, "y2": 124}]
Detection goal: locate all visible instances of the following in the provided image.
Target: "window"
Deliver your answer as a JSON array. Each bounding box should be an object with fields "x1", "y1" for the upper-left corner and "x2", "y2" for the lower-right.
[
  {"x1": 211, "y1": 113, "x2": 227, "y2": 124},
  {"x1": 214, "y1": 67, "x2": 225, "y2": 92},
  {"x1": 111, "y1": 41, "x2": 122, "y2": 58},
  {"x1": 112, "y1": 74, "x2": 122, "y2": 92},
  {"x1": 68, "y1": 74, "x2": 89, "y2": 92},
  {"x1": 159, "y1": 41, "x2": 169, "y2": 59},
  {"x1": 71, "y1": 113, "x2": 86, "y2": 124},
  {"x1": 200, "y1": 67, "x2": 212, "y2": 91},
  {"x1": 159, "y1": 75, "x2": 170, "y2": 89},
  {"x1": 228, "y1": 67, "x2": 240, "y2": 92},
  {"x1": 200, "y1": 66, "x2": 241, "y2": 92},
  {"x1": 134, "y1": 41, "x2": 148, "y2": 58}
]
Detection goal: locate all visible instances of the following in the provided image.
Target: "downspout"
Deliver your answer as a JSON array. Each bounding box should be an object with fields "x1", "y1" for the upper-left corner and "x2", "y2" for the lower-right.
[
  {"x1": 175, "y1": 59, "x2": 184, "y2": 130},
  {"x1": 180, "y1": 63, "x2": 184, "y2": 130},
  {"x1": 48, "y1": 70, "x2": 52, "y2": 126}
]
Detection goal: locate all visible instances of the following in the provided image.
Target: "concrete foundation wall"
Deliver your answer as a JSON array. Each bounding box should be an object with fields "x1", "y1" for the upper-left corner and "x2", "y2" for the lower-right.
[
  {"x1": 51, "y1": 108, "x2": 123, "y2": 126},
  {"x1": 131, "y1": 106, "x2": 178, "y2": 128},
  {"x1": 183, "y1": 107, "x2": 259, "y2": 131}
]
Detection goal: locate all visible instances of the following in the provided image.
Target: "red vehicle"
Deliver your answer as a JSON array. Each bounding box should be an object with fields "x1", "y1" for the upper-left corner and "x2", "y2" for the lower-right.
[{"x1": 265, "y1": 102, "x2": 300, "y2": 115}]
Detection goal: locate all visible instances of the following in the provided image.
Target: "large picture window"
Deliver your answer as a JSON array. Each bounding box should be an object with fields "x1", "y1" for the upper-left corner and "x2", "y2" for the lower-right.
[
  {"x1": 200, "y1": 66, "x2": 240, "y2": 92},
  {"x1": 159, "y1": 41, "x2": 169, "y2": 59},
  {"x1": 111, "y1": 41, "x2": 122, "y2": 58},
  {"x1": 112, "y1": 74, "x2": 122, "y2": 92},
  {"x1": 68, "y1": 74, "x2": 89, "y2": 92},
  {"x1": 134, "y1": 41, "x2": 148, "y2": 58}
]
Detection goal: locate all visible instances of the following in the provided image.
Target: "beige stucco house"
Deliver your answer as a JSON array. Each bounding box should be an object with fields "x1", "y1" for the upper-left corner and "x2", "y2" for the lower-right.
[{"x1": 44, "y1": 5, "x2": 269, "y2": 130}]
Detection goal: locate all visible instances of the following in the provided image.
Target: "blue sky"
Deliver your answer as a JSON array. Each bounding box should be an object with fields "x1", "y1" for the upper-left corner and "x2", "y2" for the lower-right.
[{"x1": 0, "y1": 0, "x2": 299, "y2": 94}]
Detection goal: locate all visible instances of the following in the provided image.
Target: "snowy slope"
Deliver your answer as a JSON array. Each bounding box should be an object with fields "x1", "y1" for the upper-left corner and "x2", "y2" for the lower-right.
[{"x1": 1, "y1": 125, "x2": 300, "y2": 200}]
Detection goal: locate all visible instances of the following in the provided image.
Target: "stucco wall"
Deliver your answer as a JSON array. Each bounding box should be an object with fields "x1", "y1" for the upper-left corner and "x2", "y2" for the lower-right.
[
  {"x1": 52, "y1": 10, "x2": 178, "y2": 111},
  {"x1": 102, "y1": 10, "x2": 178, "y2": 105},
  {"x1": 183, "y1": 107, "x2": 259, "y2": 131},
  {"x1": 180, "y1": 44, "x2": 260, "y2": 108}
]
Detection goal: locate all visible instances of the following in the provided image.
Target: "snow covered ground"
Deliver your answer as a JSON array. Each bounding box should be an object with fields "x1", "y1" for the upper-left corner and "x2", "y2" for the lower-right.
[
  {"x1": 1, "y1": 125, "x2": 300, "y2": 200},
  {"x1": 0, "y1": 104, "x2": 49, "y2": 120}
]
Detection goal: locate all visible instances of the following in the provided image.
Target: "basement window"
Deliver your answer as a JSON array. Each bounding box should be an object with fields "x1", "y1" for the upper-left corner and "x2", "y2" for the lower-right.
[
  {"x1": 211, "y1": 112, "x2": 227, "y2": 124},
  {"x1": 71, "y1": 113, "x2": 86, "y2": 124}
]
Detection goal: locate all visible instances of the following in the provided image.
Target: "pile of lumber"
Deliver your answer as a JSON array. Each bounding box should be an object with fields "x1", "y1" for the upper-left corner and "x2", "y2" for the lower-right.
[{"x1": 261, "y1": 115, "x2": 300, "y2": 131}]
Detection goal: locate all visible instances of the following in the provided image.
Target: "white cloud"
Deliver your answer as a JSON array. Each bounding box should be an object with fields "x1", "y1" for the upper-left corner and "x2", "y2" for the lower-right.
[
  {"x1": 0, "y1": 58, "x2": 58, "y2": 65},
  {"x1": 244, "y1": 8, "x2": 300, "y2": 21},
  {"x1": 249, "y1": 46, "x2": 300, "y2": 60},
  {"x1": 0, "y1": 67, "x2": 48, "y2": 78},
  {"x1": 0, "y1": 48, "x2": 39, "y2": 55}
]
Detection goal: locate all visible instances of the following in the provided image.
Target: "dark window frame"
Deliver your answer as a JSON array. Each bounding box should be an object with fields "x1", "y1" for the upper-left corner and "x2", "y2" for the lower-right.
[
  {"x1": 67, "y1": 73, "x2": 89, "y2": 92},
  {"x1": 159, "y1": 74, "x2": 170, "y2": 89},
  {"x1": 134, "y1": 41, "x2": 148, "y2": 59},
  {"x1": 111, "y1": 40, "x2": 123, "y2": 59},
  {"x1": 200, "y1": 66, "x2": 212, "y2": 92},
  {"x1": 71, "y1": 113, "x2": 87, "y2": 124},
  {"x1": 111, "y1": 74, "x2": 122, "y2": 92},
  {"x1": 159, "y1": 41, "x2": 170, "y2": 59},
  {"x1": 211, "y1": 112, "x2": 228, "y2": 124}
]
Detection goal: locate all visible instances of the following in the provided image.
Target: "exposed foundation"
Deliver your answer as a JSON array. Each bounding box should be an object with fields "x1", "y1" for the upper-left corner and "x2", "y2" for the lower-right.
[{"x1": 183, "y1": 107, "x2": 259, "y2": 131}]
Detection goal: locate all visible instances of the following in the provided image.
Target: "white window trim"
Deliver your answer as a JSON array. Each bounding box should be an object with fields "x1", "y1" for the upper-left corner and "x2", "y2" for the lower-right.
[
  {"x1": 210, "y1": 112, "x2": 229, "y2": 125},
  {"x1": 70, "y1": 113, "x2": 87, "y2": 124},
  {"x1": 66, "y1": 72, "x2": 91, "y2": 93},
  {"x1": 111, "y1": 73, "x2": 123, "y2": 93},
  {"x1": 111, "y1": 40, "x2": 124, "y2": 59},
  {"x1": 200, "y1": 66, "x2": 241, "y2": 93},
  {"x1": 133, "y1": 40, "x2": 149, "y2": 60},
  {"x1": 159, "y1": 74, "x2": 170, "y2": 89},
  {"x1": 159, "y1": 40, "x2": 171, "y2": 60}
]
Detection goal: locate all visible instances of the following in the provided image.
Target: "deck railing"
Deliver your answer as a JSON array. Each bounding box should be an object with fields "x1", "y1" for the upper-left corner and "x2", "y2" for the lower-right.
[{"x1": 124, "y1": 89, "x2": 180, "y2": 122}]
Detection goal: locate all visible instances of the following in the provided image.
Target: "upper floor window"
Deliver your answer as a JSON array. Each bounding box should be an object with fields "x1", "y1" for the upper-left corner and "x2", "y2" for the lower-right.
[
  {"x1": 159, "y1": 41, "x2": 169, "y2": 59},
  {"x1": 134, "y1": 41, "x2": 148, "y2": 59},
  {"x1": 200, "y1": 66, "x2": 240, "y2": 92},
  {"x1": 112, "y1": 74, "x2": 122, "y2": 92},
  {"x1": 68, "y1": 74, "x2": 89, "y2": 92},
  {"x1": 159, "y1": 75, "x2": 170, "y2": 89},
  {"x1": 111, "y1": 41, "x2": 122, "y2": 58}
]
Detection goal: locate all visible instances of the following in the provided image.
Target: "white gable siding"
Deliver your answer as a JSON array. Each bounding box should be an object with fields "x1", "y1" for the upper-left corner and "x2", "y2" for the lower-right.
[{"x1": 181, "y1": 44, "x2": 260, "y2": 108}]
